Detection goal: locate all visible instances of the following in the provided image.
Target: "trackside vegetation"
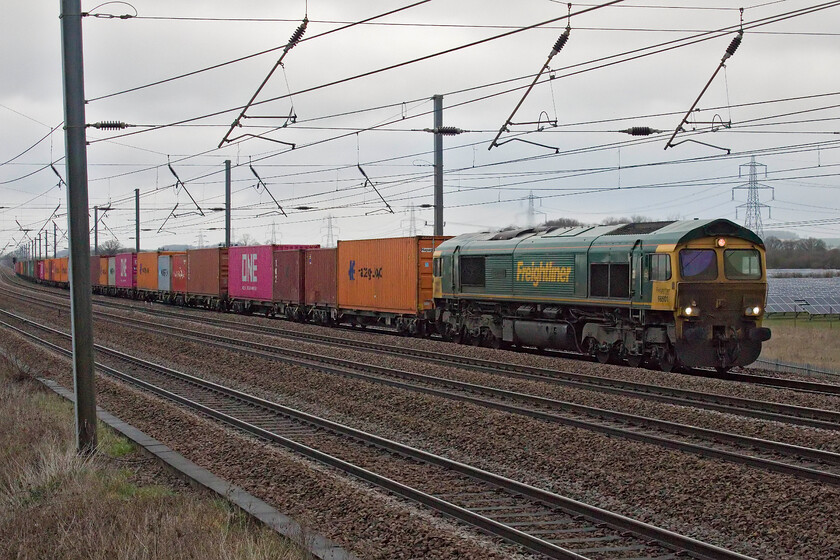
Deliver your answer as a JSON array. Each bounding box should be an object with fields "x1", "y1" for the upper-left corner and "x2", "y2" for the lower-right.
[{"x1": 0, "y1": 345, "x2": 311, "y2": 560}]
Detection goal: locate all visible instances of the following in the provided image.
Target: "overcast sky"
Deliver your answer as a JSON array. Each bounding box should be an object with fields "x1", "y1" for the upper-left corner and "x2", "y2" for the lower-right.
[{"x1": 2, "y1": 0, "x2": 839, "y2": 255}]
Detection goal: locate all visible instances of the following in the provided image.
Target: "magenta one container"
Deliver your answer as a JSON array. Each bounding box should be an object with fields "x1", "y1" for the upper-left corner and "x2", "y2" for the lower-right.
[
  {"x1": 229, "y1": 244, "x2": 319, "y2": 301},
  {"x1": 115, "y1": 252, "x2": 137, "y2": 288},
  {"x1": 228, "y1": 245, "x2": 275, "y2": 301}
]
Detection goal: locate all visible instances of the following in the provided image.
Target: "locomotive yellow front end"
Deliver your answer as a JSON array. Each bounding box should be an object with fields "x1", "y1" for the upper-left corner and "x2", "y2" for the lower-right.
[{"x1": 667, "y1": 235, "x2": 771, "y2": 370}]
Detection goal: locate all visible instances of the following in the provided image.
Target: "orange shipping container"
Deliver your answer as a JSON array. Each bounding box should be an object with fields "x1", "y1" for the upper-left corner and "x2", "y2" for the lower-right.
[
  {"x1": 337, "y1": 236, "x2": 450, "y2": 315},
  {"x1": 58, "y1": 257, "x2": 69, "y2": 283},
  {"x1": 137, "y1": 252, "x2": 159, "y2": 290},
  {"x1": 98, "y1": 257, "x2": 109, "y2": 286}
]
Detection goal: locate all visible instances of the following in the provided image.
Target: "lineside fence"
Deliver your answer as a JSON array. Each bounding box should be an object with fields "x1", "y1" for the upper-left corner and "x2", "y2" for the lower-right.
[{"x1": 751, "y1": 357, "x2": 840, "y2": 380}]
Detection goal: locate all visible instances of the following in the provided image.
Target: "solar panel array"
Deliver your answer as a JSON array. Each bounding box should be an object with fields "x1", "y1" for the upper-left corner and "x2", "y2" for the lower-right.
[{"x1": 766, "y1": 276, "x2": 840, "y2": 315}]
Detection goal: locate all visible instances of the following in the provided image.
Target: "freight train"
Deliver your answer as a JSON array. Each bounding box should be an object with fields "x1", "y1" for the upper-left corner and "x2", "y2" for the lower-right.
[{"x1": 13, "y1": 218, "x2": 770, "y2": 372}]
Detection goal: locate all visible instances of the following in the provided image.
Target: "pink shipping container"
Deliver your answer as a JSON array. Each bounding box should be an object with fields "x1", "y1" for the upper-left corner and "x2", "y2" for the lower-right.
[
  {"x1": 187, "y1": 247, "x2": 228, "y2": 297},
  {"x1": 304, "y1": 248, "x2": 337, "y2": 307},
  {"x1": 229, "y1": 245, "x2": 318, "y2": 301},
  {"x1": 37, "y1": 260, "x2": 45, "y2": 280},
  {"x1": 115, "y1": 252, "x2": 137, "y2": 288},
  {"x1": 172, "y1": 254, "x2": 188, "y2": 293},
  {"x1": 228, "y1": 245, "x2": 275, "y2": 301},
  {"x1": 272, "y1": 250, "x2": 305, "y2": 304}
]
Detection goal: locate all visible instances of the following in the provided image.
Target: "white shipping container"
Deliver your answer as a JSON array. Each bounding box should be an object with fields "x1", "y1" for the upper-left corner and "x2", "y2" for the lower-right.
[{"x1": 158, "y1": 255, "x2": 172, "y2": 291}]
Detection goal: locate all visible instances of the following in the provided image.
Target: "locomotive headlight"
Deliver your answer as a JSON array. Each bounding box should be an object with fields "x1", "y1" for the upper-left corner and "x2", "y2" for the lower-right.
[
  {"x1": 745, "y1": 306, "x2": 762, "y2": 316},
  {"x1": 684, "y1": 306, "x2": 699, "y2": 317}
]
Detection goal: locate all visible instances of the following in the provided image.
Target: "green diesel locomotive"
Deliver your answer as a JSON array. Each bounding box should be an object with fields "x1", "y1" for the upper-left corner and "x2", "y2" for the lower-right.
[{"x1": 432, "y1": 218, "x2": 771, "y2": 371}]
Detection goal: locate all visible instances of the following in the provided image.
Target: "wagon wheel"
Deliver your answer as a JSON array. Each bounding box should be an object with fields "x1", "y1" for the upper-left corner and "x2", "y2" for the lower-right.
[
  {"x1": 452, "y1": 326, "x2": 466, "y2": 345},
  {"x1": 626, "y1": 354, "x2": 644, "y2": 368}
]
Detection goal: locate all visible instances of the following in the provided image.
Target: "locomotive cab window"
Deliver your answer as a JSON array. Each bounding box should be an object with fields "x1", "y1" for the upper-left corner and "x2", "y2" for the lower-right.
[
  {"x1": 460, "y1": 256, "x2": 486, "y2": 287},
  {"x1": 679, "y1": 249, "x2": 717, "y2": 280},
  {"x1": 723, "y1": 249, "x2": 761, "y2": 280},
  {"x1": 433, "y1": 257, "x2": 441, "y2": 277},
  {"x1": 649, "y1": 254, "x2": 671, "y2": 281}
]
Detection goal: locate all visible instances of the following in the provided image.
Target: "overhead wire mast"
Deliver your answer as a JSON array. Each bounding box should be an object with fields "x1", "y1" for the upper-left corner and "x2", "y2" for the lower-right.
[
  {"x1": 218, "y1": 16, "x2": 308, "y2": 148},
  {"x1": 489, "y1": 3, "x2": 572, "y2": 151},
  {"x1": 665, "y1": 9, "x2": 744, "y2": 153}
]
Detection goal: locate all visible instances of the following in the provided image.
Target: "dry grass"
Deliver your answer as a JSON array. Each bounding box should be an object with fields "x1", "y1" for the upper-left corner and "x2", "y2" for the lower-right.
[
  {"x1": 0, "y1": 346, "x2": 311, "y2": 560},
  {"x1": 760, "y1": 318, "x2": 840, "y2": 371}
]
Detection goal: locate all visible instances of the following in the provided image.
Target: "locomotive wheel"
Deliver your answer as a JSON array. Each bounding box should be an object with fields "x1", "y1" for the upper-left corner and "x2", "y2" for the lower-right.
[
  {"x1": 626, "y1": 354, "x2": 644, "y2": 368},
  {"x1": 659, "y1": 348, "x2": 676, "y2": 373},
  {"x1": 485, "y1": 331, "x2": 503, "y2": 350},
  {"x1": 715, "y1": 366, "x2": 732, "y2": 374}
]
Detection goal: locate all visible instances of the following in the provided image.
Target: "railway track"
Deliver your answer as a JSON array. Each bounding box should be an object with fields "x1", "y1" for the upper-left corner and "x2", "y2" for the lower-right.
[
  {"x1": 4, "y1": 304, "x2": 840, "y2": 488},
  {"x1": 3, "y1": 282, "x2": 839, "y2": 433},
  {"x1": 0, "y1": 313, "x2": 756, "y2": 560},
  {"x1": 5, "y1": 271, "x2": 840, "y2": 397}
]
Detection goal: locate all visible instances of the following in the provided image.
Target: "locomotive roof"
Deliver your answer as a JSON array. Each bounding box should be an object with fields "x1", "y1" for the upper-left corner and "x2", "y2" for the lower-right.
[{"x1": 437, "y1": 218, "x2": 763, "y2": 252}]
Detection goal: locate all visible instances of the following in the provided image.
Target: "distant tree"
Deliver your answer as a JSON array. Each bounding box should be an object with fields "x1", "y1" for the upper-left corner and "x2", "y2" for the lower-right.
[
  {"x1": 97, "y1": 239, "x2": 125, "y2": 256},
  {"x1": 544, "y1": 217, "x2": 582, "y2": 228},
  {"x1": 765, "y1": 236, "x2": 833, "y2": 269},
  {"x1": 796, "y1": 238, "x2": 827, "y2": 253},
  {"x1": 237, "y1": 233, "x2": 256, "y2": 246},
  {"x1": 600, "y1": 215, "x2": 652, "y2": 226}
]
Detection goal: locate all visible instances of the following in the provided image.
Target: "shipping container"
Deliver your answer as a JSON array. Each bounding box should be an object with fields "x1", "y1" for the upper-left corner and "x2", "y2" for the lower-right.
[
  {"x1": 337, "y1": 237, "x2": 449, "y2": 315},
  {"x1": 228, "y1": 245, "x2": 318, "y2": 301},
  {"x1": 273, "y1": 250, "x2": 305, "y2": 304},
  {"x1": 158, "y1": 255, "x2": 172, "y2": 291},
  {"x1": 37, "y1": 260, "x2": 45, "y2": 280},
  {"x1": 186, "y1": 247, "x2": 228, "y2": 297},
  {"x1": 98, "y1": 257, "x2": 109, "y2": 286},
  {"x1": 304, "y1": 248, "x2": 337, "y2": 307},
  {"x1": 89, "y1": 256, "x2": 101, "y2": 286},
  {"x1": 136, "y1": 252, "x2": 158, "y2": 291},
  {"x1": 115, "y1": 253, "x2": 137, "y2": 289},
  {"x1": 228, "y1": 245, "x2": 273, "y2": 301},
  {"x1": 107, "y1": 257, "x2": 116, "y2": 287},
  {"x1": 45, "y1": 259, "x2": 55, "y2": 282},
  {"x1": 172, "y1": 254, "x2": 187, "y2": 293},
  {"x1": 57, "y1": 257, "x2": 69, "y2": 283}
]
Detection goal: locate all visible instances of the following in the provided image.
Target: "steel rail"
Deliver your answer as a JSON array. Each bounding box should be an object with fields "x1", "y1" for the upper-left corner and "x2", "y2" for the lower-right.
[
  {"x1": 6, "y1": 272, "x2": 840, "y2": 396},
  {"x1": 0, "y1": 315, "x2": 757, "y2": 560},
  {"x1": 3, "y1": 281, "x2": 838, "y2": 432},
  {"x1": 5, "y1": 306, "x2": 840, "y2": 488}
]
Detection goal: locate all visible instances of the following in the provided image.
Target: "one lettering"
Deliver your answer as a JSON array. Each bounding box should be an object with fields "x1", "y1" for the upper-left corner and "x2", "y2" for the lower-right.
[{"x1": 241, "y1": 253, "x2": 258, "y2": 283}]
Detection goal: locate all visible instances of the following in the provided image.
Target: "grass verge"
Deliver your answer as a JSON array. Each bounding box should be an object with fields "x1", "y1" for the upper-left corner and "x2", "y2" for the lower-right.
[
  {"x1": 760, "y1": 317, "x2": 840, "y2": 371},
  {"x1": 0, "y1": 344, "x2": 312, "y2": 560}
]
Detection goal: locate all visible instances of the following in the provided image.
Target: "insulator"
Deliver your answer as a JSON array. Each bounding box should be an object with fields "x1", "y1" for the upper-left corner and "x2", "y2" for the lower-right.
[
  {"x1": 437, "y1": 126, "x2": 463, "y2": 136},
  {"x1": 284, "y1": 17, "x2": 308, "y2": 52},
  {"x1": 91, "y1": 121, "x2": 127, "y2": 130},
  {"x1": 722, "y1": 31, "x2": 743, "y2": 61},
  {"x1": 550, "y1": 28, "x2": 571, "y2": 57},
  {"x1": 620, "y1": 126, "x2": 661, "y2": 136}
]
